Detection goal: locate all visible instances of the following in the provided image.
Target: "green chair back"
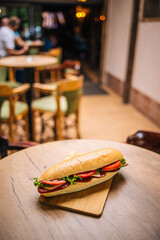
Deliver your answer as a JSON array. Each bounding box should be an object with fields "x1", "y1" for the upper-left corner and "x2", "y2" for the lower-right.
[
  {"x1": 28, "y1": 48, "x2": 40, "y2": 55},
  {"x1": 0, "y1": 67, "x2": 21, "y2": 88},
  {"x1": 0, "y1": 68, "x2": 7, "y2": 83},
  {"x1": 63, "y1": 89, "x2": 82, "y2": 116}
]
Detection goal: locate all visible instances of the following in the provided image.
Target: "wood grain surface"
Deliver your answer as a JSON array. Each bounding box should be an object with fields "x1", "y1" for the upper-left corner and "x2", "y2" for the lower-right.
[
  {"x1": 0, "y1": 139, "x2": 160, "y2": 240},
  {"x1": 0, "y1": 55, "x2": 57, "y2": 68}
]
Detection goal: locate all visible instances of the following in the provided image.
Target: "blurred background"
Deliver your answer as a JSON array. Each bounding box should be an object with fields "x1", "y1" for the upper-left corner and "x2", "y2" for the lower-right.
[{"x1": 0, "y1": 0, "x2": 160, "y2": 145}]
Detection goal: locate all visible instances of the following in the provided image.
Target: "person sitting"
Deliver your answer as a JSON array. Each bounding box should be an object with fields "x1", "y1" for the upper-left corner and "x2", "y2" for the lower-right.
[
  {"x1": 0, "y1": 16, "x2": 28, "y2": 58},
  {"x1": 0, "y1": 15, "x2": 27, "y2": 49},
  {"x1": 0, "y1": 15, "x2": 9, "y2": 28}
]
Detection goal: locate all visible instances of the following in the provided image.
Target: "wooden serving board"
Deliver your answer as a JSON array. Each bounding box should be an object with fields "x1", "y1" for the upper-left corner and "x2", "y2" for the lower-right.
[
  {"x1": 39, "y1": 178, "x2": 112, "y2": 217},
  {"x1": 39, "y1": 151, "x2": 113, "y2": 217}
]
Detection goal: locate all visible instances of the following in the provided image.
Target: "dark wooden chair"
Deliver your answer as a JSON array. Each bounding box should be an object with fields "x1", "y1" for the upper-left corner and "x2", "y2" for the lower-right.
[
  {"x1": 0, "y1": 135, "x2": 38, "y2": 159},
  {"x1": 34, "y1": 59, "x2": 81, "y2": 84},
  {"x1": 127, "y1": 130, "x2": 160, "y2": 154},
  {"x1": 61, "y1": 60, "x2": 81, "y2": 77}
]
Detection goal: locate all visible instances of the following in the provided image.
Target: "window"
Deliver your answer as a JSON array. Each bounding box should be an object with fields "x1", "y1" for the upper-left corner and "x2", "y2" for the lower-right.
[
  {"x1": 7, "y1": 5, "x2": 42, "y2": 40},
  {"x1": 142, "y1": 0, "x2": 160, "y2": 21}
]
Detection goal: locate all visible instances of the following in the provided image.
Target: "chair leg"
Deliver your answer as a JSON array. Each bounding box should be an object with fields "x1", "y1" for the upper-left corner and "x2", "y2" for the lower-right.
[
  {"x1": 10, "y1": 115, "x2": 14, "y2": 142},
  {"x1": 0, "y1": 136, "x2": 9, "y2": 158},
  {"x1": 31, "y1": 110, "x2": 37, "y2": 142},
  {"x1": 50, "y1": 70, "x2": 56, "y2": 82},
  {"x1": 34, "y1": 69, "x2": 40, "y2": 83},
  {"x1": 57, "y1": 70, "x2": 62, "y2": 81},
  {"x1": 53, "y1": 115, "x2": 57, "y2": 140},
  {"x1": 24, "y1": 113, "x2": 29, "y2": 141},
  {"x1": 56, "y1": 113, "x2": 63, "y2": 140},
  {"x1": 42, "y1": 71, "x2": 47, "y2": 83},
  {"x1": 34, "y1": 69, "x2": 40, "y2": 98},
  {"x1": 76, "y1": 112, "x2": 80, "y2": 139}
]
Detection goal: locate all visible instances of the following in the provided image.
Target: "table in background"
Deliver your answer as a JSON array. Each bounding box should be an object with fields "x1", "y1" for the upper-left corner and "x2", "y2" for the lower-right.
[
  {"x1": 0, "y1": 139, "x2": 159, "y2": 240},
  {"x1": 0, "y1": 55, "x2": 57, "y2": 81},
  {"x1": 26, "y1": 40, "x2": 44, "y2": 55},
  {"x1": 26, "y1": 40, "x2": 44, "y2": 48}
]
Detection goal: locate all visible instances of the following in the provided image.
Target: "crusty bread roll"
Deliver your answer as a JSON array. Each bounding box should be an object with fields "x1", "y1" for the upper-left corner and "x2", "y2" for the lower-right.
[
  {"x1": 39, "y1": 148, "x2": 123, "y2": 181},
  {"x1": 38, "y1": 148, "x2": 123, "y2": 197}
]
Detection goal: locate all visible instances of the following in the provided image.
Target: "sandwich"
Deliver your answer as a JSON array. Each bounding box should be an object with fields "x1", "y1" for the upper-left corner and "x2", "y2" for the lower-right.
[{"x1": 34, "y1": 148, "x2": 127, "y2": 197}]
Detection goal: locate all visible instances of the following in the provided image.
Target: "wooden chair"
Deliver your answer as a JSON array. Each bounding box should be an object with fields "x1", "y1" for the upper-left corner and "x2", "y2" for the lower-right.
[
  {"x1": 41, "y1": 59, "x2": 81, "y2": 83},
  {"x1": 0, "y1": 135, "x2": 38, "y2": 159},
  {"x1": 47, "y1": 47, "x2": 63, "y2": 62},
  {"x1": 34, "y1": 47, "x2": 63, "y2": 83},
  {"x1": 0, "y1": 67, "x2": 21, "y2": 87},
  {"x1": 127, "y1": 130, "x2": 160, "y2": 154},
  {"x1": 0, "y1": 84, "x2": 30, "y2": 142},
  {"x1": 61, "y1": 59, "x2": 81, "y2": 77},
  {"x1": 31, "y1": 75, "x2": 84, "y2": 141}
]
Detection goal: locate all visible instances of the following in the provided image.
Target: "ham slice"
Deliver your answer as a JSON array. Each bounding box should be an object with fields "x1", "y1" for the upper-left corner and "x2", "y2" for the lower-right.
[{"x1": 38, "y1": 182, "x2": 71, "y2": 193}]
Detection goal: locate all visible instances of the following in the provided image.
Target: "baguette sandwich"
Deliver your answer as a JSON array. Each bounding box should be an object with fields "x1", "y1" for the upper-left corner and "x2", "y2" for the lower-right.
[{"x1": 34, "y1": 148, "x2": 127, "y2": 197}]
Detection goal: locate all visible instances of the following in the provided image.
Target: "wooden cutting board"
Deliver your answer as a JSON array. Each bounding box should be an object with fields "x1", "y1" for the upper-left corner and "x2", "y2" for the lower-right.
[
  {"x1": 39, "y1": 151, "x2": 113, "y2": 217},
  {"x1": 39, "y1": 178, "x2": 112, "y2": 217}
]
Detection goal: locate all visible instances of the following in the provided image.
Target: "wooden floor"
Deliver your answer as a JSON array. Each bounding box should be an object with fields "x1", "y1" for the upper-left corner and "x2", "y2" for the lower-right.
[{"x1": 80, "y1": 86, "x2": 160, "y2": 142}]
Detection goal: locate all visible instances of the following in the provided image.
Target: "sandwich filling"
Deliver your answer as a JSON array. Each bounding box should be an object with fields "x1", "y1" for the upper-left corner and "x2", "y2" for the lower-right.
[{"x1": 34, "y1": 158, "x2": 127, "y2": 194}]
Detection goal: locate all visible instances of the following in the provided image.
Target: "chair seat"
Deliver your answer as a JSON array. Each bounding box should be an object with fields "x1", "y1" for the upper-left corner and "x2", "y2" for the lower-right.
[
  {"x1": 1, "y1": 100, "x2": 28, "y2": 119},
  {"x1": 0, "y1": 82, "x2": 21, "y2": 88},
  {"x1": 31, "y1": 95, "x2": 68, "y2": 113},
  {"x1": 65, "y1": 68, "x2": 77, "y2": 74}
]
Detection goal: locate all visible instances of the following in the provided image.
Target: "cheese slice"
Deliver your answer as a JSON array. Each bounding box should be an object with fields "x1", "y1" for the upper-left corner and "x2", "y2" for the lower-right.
[
  {"x1": 92, "y1": 171, "x2": 102, "y2": 178},
  {"x1": 44, "y1": 184, "x2": 63, "y2": 190}
]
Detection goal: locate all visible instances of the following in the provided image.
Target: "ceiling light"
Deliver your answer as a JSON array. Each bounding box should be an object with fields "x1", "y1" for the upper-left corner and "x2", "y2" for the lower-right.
[{"x1": 100, "y1": 15, "x2": 105, "y2": 21}]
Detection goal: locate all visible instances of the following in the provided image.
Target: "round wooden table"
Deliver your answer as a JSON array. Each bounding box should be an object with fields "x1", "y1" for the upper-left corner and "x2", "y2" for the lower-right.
[
  {"x1": 0, "y1": 55, "x2": 56, "y2": 68},
  {"x1": 0, "y1": 55, "x2": 57, "y2": 80},
  {"x1": 0, "y1": 139, "x2": 159, "y2": 240}
]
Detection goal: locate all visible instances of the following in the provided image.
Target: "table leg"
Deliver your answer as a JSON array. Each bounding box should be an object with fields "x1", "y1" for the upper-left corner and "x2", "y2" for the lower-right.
[
  {"x1": 8, "y1": 67, "x2": 15, "y2": 82},
  {"x1": 34, "y1": 69, "x2": 40, "y2": 98}
]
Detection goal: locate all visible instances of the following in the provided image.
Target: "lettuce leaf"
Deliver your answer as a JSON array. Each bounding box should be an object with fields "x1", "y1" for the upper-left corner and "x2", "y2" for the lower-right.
[
  {"x1": 119, "y1": 158, "x2": 127, "y2": 168},
  {"x1": 62, "y1": 175, "x2": 82, "y2": 185},
  {"x1": 33, "y1": 177, "x2": 51, "y2": 188}
]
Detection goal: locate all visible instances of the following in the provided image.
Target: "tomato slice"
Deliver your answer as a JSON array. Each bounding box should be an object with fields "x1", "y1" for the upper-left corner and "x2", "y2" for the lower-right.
[
  {"x1": 76, "y1": 170, "x2": 97, "y2": 178},
  {"x1": 40, "y1": 179, "x2": 66, "y2": 185},
  {"x1": 102, "y1": 160, "x2": 121, "y2": 171}
]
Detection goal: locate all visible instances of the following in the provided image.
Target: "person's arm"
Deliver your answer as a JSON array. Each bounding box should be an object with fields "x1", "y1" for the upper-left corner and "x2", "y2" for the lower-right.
[
  {"x1": 7, "y1": 45, "x2": 28, "y2": 56},
  {"x1": 15, "y1": 35, "x2": 28, "y2": 48},
  {"x1": 4, "y1": 29, "x2": 29, "y2": 56}
]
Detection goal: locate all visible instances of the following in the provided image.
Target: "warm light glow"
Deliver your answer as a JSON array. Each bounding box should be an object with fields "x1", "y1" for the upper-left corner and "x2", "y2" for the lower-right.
[
  {"x1": 94, "y1": 17, "x2": 99, "y2": 22},
  {"x1": 77, "y1": 0, "x2": 87, "y2": 2},
  {"x1": 100, "y1": 15, "x2": 105, "y2": 21},
  {"x1": 76, "y1": 11, "x2": 86, "y2": 18},
  {"x1": 81, "y1": 12, "x2": 86, "y2": 17},
  {"x1": 0, "y1": 9, "x2": 1, "y2": 14},
  {"x1": 76, "y1": 12, "x2": 81, "y2": 18}
]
